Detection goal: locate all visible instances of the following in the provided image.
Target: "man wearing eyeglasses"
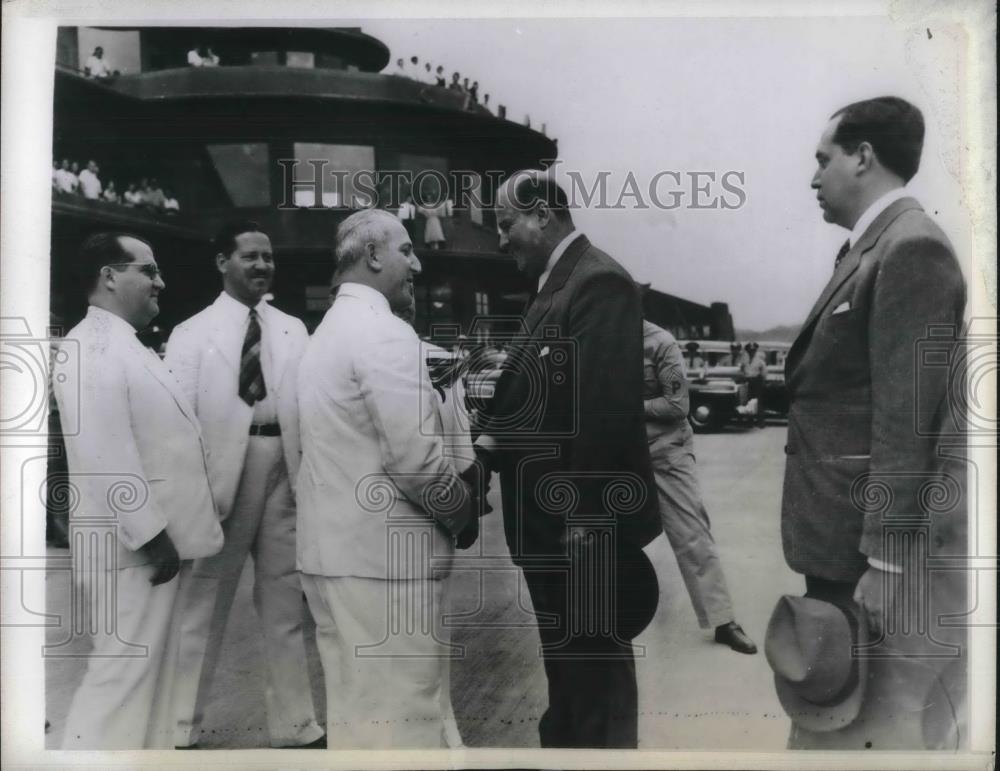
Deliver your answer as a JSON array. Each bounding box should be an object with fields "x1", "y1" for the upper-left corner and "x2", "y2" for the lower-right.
[
  {"x1": 52, "y1": 232, "x2": 223, "y2": 748},
  {"x1": 166, "y1": 221, "x2": 323, "y2": 749}
]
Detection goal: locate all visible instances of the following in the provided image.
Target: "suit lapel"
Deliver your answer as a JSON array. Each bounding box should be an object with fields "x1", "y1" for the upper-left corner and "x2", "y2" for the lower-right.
[
  {"x1": 523, "y1": 234, "x2": 589, "y2": 336},
  {"x1": 788, "y1": 198, "x2": 922, "y2": 371},
  {"x1": 261, "y1": 303, "x2": 293, "y2": 393},
  {"x1": 133, "y1": 334, "x2": 201, "y2": 428},
  {"x1": 206, "y1": 296, "x2": 242, "y2": 373}
]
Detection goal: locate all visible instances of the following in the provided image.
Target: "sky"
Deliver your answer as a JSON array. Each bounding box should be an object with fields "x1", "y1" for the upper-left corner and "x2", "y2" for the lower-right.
[
  {"x1": 72, "y1": 12, "x2": 977, "y2": 331},
  {"x1": 359, "y1": 16, "x2": 975, "y2": 331}
]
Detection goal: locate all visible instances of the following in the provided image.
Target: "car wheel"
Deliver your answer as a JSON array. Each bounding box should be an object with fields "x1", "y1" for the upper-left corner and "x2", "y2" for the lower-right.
[{"x1": 689, "y1": 404, "x2": 723, "y2": 433}]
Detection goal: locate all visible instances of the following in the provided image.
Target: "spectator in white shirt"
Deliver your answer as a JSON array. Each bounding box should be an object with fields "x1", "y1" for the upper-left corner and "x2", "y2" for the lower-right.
[
  {"x1": 203, "y1": 48, "x2": 220, "y2": 66},
  {"x1": 85, "y1": 47, "x2": 111, "y2": 79},
  {"x1": 103, "y1": 181, "x2": 120, "y2": 204},
  {"x1": 54, "y1": 159, "x2": 79, "y2": 195},
  {"x1": 187, "y1": 47, "x2": 204, "y2": 67},
  {"x1": 78, "y1": 160, "x2": 103, "y2": 200},
  {"x1": 123, "y1": 183, "x2": 143, "y2": 207},
  {"x1": 163, "y1": 189, "x2": 180, "y2": 214}
]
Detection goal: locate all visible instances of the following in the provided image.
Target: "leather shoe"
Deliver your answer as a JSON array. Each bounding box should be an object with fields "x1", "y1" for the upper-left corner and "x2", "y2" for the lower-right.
[
  {"x1": 714, "y1": 621, "x2": 758, "y2": 654},
  {"x1": 279, "y1": 735, "x2": 327, "y2": 749}
]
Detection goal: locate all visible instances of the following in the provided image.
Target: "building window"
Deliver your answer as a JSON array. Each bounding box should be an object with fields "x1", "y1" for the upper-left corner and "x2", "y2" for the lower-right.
[
  {"x1": 305, "y1": 284, "x2": 333, "y2": 312},
  {"x1": 475, "y1": 291, "x2": 489, "y2": 315},
  {"x1": 286, "y1": 51, "x2": 315, "y2": 69},
  {"x1": 206, "y1": 143, "x2": 271, "y2": 207},
  {"x1": 251, "y1": 51, "x2": 280, "y2": 65},
  {"x1": 293, "y1": 143, "x2": 375, "y2": 208}
]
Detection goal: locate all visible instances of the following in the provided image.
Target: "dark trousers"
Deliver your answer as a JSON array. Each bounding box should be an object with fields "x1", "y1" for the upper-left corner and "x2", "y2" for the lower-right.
[
  {"x1": 804, "y1": 574, "x2": 857, "y2": 605},
  {"x1": 521, "y1": 567, "x2": 638, "y2": 748}
]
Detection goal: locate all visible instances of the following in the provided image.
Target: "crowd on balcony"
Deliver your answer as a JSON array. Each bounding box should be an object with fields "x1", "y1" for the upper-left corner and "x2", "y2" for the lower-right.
[
  {"x1": 52, "y1": 158, "x2": 181, "y2": 215},
  {"x1": 82, "y1": 46, "x2": 120, "y2": 80},
  {"x1": 187, "y1": 46, "x2": 221, "y2": 67},
  {"x1": 389, "y1": 55, "x2": 492, "y2": 113}
]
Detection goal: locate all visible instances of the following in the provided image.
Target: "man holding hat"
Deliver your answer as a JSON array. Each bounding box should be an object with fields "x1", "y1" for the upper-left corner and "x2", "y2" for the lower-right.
[
  {"x1": 771, "y1": 96, "x2": 967, "y2": 749},
  {"x1": 475, "y1": 170, "x2": 661, "y2": 748}
]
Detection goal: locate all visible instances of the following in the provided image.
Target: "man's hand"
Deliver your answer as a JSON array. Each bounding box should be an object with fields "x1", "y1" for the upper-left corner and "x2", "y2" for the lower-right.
[
  {"x1": 140, "y1": 529, "x2": 180, "y2": 586},
  {"x1": 852, "y1": 565, "x2": 902, "y2": 637},
  {"x1": 459, "y1": 458, "x2": 493, "y2": 514}
]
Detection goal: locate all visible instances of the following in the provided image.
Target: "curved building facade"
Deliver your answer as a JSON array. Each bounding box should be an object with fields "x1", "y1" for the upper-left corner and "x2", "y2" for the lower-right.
[{"x1": 52, "y1": 26, "x2": 557, "y2": 337}]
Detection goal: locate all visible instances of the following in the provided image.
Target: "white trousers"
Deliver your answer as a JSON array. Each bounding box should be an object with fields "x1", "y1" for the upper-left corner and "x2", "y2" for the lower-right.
[
  {"x1": 301, "y1": 573, "x2": 454, "y2": 748},
  {"x1": 62, "y1": 562, "x2": 186, "y2": 749},
  {"x1": 173, "y1": 436, "x2": 322, "y2": 747}
]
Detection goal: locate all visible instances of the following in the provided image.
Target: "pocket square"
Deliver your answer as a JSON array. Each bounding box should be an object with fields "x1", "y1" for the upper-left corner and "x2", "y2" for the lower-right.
[
  {"x1": 832, "y1": 301, "x2": 851, "y2": 315},
  {"x1": 539, "y1": 346, "x2": 551, "y2": 358}
]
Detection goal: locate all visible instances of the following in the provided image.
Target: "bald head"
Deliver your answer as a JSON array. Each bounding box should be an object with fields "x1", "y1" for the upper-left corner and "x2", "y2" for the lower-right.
[{"x1": 495, "y1": 170, "x2": 575, "y2": 278}]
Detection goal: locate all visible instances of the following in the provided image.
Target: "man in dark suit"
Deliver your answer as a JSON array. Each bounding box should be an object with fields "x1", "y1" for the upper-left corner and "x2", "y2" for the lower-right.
[
  {"x1": 476, "y1": 170, "x2": 661, "y2": 748},
  {"x1": 780, "y1": 96, "x2": 967, "y2": 748}
]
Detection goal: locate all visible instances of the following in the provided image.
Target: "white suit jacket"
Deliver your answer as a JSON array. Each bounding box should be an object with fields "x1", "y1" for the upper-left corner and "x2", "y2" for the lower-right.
[
  {"x1": 296, "y1": 283, "x2": 469, "y2": 580},
  {"x1": 165, "y1": 292, "x2": 309, "y2": 520},
  {"x1": 53, "y1": 306, "x2": 223, "y2": 567}
]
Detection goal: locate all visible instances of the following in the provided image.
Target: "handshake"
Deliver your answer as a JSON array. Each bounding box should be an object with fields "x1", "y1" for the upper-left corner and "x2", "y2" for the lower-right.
[{"x1": 454, "y1": 446, "x2": 496, "y2": 550}]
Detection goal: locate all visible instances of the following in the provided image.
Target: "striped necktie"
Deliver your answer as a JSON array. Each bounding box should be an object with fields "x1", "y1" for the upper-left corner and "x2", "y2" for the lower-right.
[
  {"x1": 239, "y1": 308, "x2": 266, "y2": 406},
  {"x1": 834, "y1": 239, "x2": 850, "y2": 270}
]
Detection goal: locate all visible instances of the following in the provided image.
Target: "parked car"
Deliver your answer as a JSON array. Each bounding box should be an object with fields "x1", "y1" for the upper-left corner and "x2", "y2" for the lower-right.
[
  {"x1": 678, "y1": 339, "x2": 792, "y2": 430},
  {"x1": 464, "y1": 347, "x2": 507, "y2": 416},
  {"x1": 759, "y1": 340, "x2": 792, "y2": 418},
  {"x1": 678, "y1": 340, "x2": 753, "y2": 431}
]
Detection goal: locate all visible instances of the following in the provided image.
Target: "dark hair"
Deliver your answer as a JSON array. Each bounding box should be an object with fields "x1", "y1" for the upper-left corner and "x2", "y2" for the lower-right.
[
  {"x1": 830, "y1": 97, "x2": 925, "y2": 183},
  {"x1": 509, "y1": 172, "x2": 572, "y2": 222},
  {"x1": 78, "y1": 231, "x2": 149, "y2": 294},
  {"x1": 214, "y1": 220, "x2": 261, "y2": 256}
]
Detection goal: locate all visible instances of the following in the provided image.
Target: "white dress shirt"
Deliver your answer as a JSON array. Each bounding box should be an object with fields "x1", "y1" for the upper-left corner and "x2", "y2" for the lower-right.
[
  {"x1": 215, "y1": 291, "x2": 278, "y2": 424},
  {"x1": 849, "y1": 187, "x2": 909, "y2": 248}
]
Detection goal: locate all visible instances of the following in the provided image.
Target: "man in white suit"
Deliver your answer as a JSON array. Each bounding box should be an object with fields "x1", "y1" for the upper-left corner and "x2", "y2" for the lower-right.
[
  {"x1": 297, "y1": 209, "x2": 475, "y2": 748},
  {"x1": 53, "y1": 232, "x2": 223, "y2": 748},
  {"x1": 166, "y1": 221, "x2": 323, "y2": 748}
]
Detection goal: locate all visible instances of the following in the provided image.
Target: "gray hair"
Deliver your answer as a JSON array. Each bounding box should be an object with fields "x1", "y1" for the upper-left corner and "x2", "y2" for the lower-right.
[{"x1": 333, "y1": 209, "x2": 398, "y2": 276}]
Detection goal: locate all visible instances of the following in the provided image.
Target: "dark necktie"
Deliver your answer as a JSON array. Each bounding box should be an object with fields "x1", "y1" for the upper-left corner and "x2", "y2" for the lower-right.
[
  {"x1": 239, "y1": 309, "x2": 266, "y2": 406},
  {"x1": 834, "y1": 239, "x2": 850, "y2": 270}
]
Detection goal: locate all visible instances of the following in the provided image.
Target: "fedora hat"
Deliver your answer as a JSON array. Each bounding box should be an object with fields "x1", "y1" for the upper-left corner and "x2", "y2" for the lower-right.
[
  {"x1": 568, "y1": 537, "x2": 659, "y2": 641},
  {"x1": 765, "y1": 595, "x2": 867, "y2": 731},
  {"x1": 613, "y1": 546, "x2": 659, "y2": 640}
]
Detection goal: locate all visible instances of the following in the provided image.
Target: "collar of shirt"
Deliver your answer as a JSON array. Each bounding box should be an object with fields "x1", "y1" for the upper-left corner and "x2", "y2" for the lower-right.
[
  {"x1": 87, "y1": 304, "x2": 139, "y2": 335},
  {"x1": 537, "y1": 230, "x2": 581, "y2": 293},
  {"x1": 335, "y1": 282, "x2": 392, "y2": 315},
  {"x1": 217, "y1": 290, "x2": 268, "y2": 328},
  {"x1": 848, "y1": 187, "x2": 909, "y2": 248}
]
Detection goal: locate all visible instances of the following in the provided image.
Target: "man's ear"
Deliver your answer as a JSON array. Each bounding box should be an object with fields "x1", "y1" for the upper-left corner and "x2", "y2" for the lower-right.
[
  {"x1": 365, "y1": 241, "x2": 382, "y2": 272},
  {"x1": 214, "y1": 252, "x2": 229, "y2": 275},
  {"x1": 855, "y1": 142, "x2": 876, "y2": 175},
  {"x1": 535, "y1": 201, "x2": 551, "y2": 229},
  {"x1": 99, "y1": 265, "x2": 118, "y2": 291}
]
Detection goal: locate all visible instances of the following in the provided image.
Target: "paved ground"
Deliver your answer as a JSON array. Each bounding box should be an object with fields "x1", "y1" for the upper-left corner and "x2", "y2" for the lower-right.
[{"x1": 45, "y1": 419, "x2": 804, "y2": 749}]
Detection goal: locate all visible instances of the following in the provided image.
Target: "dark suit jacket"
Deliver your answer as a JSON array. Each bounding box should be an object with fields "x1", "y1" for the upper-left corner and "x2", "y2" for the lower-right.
[
  {"x1": 781, "y1": 197, "x2": 966, "y2": 583},
  {"x1": 482, "y1": 234, "x2": 661, "y2": 565}
]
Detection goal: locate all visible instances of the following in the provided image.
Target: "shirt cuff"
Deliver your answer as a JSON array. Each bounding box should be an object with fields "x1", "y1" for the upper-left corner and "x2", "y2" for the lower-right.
[
  {"x1": 868, "y1": 557, "x2": 903, "y2": 574},
  {"x1": 474, "y1": 434, "x2": 498, "y2": 453}
]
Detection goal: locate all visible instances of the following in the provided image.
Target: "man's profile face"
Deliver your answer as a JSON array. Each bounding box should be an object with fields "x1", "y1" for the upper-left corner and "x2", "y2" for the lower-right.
[
  {"x1": 376, "y1": 218, "x2": 421, "y2": 313},
  {"x1": 496, "y1": 186, "x2": 549, "y2": 279},
  {"x1": 112, "y1": 237, "x2": 165, "y2": 329},
  {"x1": 811, "y1": 117, "x2": 859, "y2": 228},
  {"x1": 218, "y1": 231, "x2": 275, "y2": 306}
]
